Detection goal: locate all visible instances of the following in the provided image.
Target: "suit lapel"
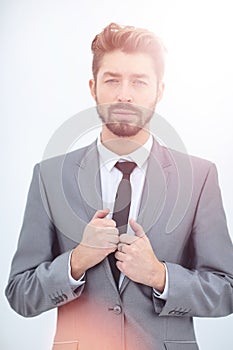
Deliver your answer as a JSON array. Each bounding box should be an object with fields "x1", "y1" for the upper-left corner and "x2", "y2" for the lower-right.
[
  {"x1": 120, "y1": 140, "x2": 172, "y2": 294},
  {"x1": 74, "y1": 141, "x2": 103, "y2": 219},
  {"x1": 137, "y1": 140, "x2": 171, "y2": 233}
]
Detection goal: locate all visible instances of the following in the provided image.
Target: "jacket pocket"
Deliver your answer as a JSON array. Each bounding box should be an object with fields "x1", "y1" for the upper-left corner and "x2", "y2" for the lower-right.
[
  {"x1": 52, "y1": 341, "x2": 79, "y2": 350},
  {"x1": 164, "y1": 340, "x2": 199, "y2": 350}
]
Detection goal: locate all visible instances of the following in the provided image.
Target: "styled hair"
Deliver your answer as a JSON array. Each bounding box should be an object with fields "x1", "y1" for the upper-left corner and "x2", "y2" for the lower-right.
[{"x1": 91, "y1": 22, "x2": 166, "y2": 82}]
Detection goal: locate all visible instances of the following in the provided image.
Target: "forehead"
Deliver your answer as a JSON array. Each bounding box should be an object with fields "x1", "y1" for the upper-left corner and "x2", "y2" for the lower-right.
[{"x1": 97, "y1": 50, "x2": 157, "y2": 78}]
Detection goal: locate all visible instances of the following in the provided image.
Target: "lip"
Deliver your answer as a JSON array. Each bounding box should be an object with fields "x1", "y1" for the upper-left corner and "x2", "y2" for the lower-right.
[
  {"x1": 111, "y1": 112, "x2": 137, "y2": 122},
  {"x1": 111, "y1": 109, "x2": 137, "y2": 115}
]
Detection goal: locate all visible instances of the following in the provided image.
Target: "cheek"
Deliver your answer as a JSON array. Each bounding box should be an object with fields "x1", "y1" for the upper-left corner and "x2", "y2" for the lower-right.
[
  {"x1": 133, "y1": 85, "x2": 158, "y2": 102},
  {"x1": 96, "y1": 88, "x2": 116, "y2": 103},
  {"x1": 136, "y1": 93, "x2": 158, "y2": 108}
]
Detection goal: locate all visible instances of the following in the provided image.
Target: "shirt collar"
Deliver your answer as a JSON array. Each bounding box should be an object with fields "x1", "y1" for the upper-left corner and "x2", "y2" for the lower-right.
[{"x1": 97, "y1": 134, "x2": 153, "y2": 172}]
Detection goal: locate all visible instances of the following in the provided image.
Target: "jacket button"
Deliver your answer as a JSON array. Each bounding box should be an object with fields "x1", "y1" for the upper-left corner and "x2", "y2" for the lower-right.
[{"x1": 113, "y1": 305, "x2": 122, "y2": 314}]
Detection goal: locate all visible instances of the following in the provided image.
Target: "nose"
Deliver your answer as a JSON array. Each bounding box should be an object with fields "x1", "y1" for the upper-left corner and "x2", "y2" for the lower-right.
[
  {"x1": 116, "y1": 83, "x2": 133, "y2": 103},
  {"x1": 117, "y1": 95, "x2": 133, "y2": 103}
]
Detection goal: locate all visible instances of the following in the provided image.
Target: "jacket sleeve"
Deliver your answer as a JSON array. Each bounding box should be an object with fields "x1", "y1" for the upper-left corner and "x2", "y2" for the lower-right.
[
  {"x1": 159, "y1": 163, "x2": 233, "y2": 317},
  {"x1": 5, "y1": 164, "x2": 84, "y2": 317}
]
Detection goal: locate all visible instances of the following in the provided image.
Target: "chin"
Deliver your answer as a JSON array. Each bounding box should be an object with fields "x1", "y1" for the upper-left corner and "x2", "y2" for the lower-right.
[{"x1": 107, "y1": 123, "x2": 142, "y2": 137}]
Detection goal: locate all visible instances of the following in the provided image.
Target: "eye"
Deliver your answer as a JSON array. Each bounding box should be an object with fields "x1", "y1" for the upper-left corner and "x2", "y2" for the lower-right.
[
  {"x1": 104, "y1": 79, "x2": 120, "y2": 84},
  {"x1": 132, "y1": 79, "x2": 147, "y2": 86}
]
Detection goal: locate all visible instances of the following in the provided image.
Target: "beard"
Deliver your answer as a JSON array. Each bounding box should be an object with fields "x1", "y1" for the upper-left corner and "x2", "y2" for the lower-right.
[{"x1": 96, "y1": 102, "x2": 155, "y2": 137}]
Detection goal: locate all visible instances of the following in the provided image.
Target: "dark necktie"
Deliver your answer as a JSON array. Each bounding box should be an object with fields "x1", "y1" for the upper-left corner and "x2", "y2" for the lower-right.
[{"x1": 108, "y1": 161, "x2": 137, "y2": 285}]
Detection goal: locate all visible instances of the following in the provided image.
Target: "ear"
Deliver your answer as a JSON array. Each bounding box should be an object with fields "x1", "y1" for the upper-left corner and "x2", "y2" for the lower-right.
[
  {"x1": 156, "y1": 81, "x2": 165, "y2": 103},
  {"x1": 89, "y1": 79, "x2": 96, "y2": 100}
]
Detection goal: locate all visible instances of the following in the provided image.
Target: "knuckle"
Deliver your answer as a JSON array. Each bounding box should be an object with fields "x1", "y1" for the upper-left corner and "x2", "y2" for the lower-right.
[
  {"x1": 131, "y1": 238, "x2": 139, "y2": 245},
  {"x1": 90, "y1": 219, "x2": 100, "y2": 227},
  {"x1": 119, "y1": 234, "x2": 127, "y2": 242},
  {"x1": 103, "y1": 219, "x2": 111, "y2": 225},
  {"x1": 113, "y1": 227, "x2": 119, "y2": 234},
  {"x1": 110, "y1": 220, "x2": 116, "y2": 227},
  {"x1": 127, "y1": 254, "x2": 133, "y2": 263}
]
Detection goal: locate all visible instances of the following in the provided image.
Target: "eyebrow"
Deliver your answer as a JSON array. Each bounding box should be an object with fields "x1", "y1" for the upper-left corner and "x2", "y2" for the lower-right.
[
  {"x1": 103, "y1": 72, "x2": 121, "y2": 77},
  {"x1": 103, "y1": 71, "x2": 150, "y2": 78}
]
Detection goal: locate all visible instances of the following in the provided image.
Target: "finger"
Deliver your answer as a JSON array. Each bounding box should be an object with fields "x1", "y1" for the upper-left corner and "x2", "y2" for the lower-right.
[
  {"x1": 116, "y1": 260, "x2": 124, "y2": 272},
  {"x1": 119, "y1": 233, "x2": 139, "y2": 244},
  {"x1": 100, "y1": 219, "x2": 117, "y2": 227},
  {"x1": 129, "y1": 219, "x2": 145, "y2": 238},
  {"x1": 92, "y1": 208, "x2": 110, "y2": 220},
  {"x1": 105, "y1": 227, "x2": 119, "y2": 235},
  {"x1": 105, "y1": 244, "x2": 118, "y2": 252},
  {"x1": 115, "y1": 251, "x2": 125, "y2": 262},
  {"x1": 80, "y1": 241, "x2": 117, "y2": 250},
  {"x1": 108, "y1": 235, "x2": 120, "y2": 244},
  {"x1": 117, "y1": 243, "x2": 124, "y2": 253},
  {"x1": 117, "y1": 243, "x2": 130, "y2": 253}
]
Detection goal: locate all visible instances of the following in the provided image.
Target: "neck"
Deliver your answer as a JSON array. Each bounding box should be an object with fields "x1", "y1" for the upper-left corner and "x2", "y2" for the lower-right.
[{"x1": 101, "y1": 125, "x2": 150, "y2": 155}]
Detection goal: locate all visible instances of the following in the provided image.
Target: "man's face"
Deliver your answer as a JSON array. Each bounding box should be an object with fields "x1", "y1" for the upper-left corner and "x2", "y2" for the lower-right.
[{"x1": 89, "y1": 50, "x2": 164, "y2": 137}]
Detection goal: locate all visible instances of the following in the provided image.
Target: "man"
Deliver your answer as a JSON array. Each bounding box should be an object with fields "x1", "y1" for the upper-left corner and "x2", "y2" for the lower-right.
[{"x1": 5, "y1": 23, "x2": 233, "y2": 350}]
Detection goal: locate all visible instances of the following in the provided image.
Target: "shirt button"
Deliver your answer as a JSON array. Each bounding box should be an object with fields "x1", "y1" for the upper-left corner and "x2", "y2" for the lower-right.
[{"x1": 113, "y1": 305, "x2": 122, "y2": 314}]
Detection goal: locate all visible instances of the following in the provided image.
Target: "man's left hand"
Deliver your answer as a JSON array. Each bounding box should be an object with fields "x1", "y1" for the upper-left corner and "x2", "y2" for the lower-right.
[{"x1": 115, "y1": 219, "x2": 166, "y2": 292}]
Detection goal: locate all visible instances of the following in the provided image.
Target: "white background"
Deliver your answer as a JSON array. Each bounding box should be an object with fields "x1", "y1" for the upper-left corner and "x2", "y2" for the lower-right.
[{"x1": 1, "y1": 1, "x2": 233, "y2": 349}]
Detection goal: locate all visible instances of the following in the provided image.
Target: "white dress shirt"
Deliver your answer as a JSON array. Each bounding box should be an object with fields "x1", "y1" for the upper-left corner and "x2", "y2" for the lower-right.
[{"x1": 68, "y1": 135, "x2": 168, "y2": 300}]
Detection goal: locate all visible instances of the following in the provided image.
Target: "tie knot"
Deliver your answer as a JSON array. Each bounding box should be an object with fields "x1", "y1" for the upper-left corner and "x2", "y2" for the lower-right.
[{"x1": 115, "y1": 161, "x2": 137, "y2": 179}]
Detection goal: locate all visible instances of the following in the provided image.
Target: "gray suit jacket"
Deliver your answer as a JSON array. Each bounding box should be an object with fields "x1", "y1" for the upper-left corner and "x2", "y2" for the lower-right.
[{"x1": 5, "y1": 139, "x2": 233, "y2": 350}]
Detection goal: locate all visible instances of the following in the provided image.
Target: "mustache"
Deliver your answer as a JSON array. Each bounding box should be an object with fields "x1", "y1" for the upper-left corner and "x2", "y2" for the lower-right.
[{"x1": 108, "y1": 103, "x2": 142, "y2": 114}]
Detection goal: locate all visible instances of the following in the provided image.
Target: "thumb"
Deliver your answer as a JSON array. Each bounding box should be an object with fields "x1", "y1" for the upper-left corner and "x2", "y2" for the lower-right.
[
  {"x1": 129, "y1": 219, "x2": 145, "y2": 238},
  {"x1": 93, "y1": 208, "x2": 110, "y2": 220}
]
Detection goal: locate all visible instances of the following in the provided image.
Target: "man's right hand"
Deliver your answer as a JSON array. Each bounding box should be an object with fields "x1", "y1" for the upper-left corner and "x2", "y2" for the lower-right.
[{"x1": 70, "y1": 208, "x2": 119, "y2": 280}]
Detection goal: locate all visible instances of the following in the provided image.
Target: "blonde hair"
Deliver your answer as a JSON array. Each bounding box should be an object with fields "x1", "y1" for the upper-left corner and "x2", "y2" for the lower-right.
[{"x1": 91, "y1": 22, "x2": 166, "y2": 82}]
